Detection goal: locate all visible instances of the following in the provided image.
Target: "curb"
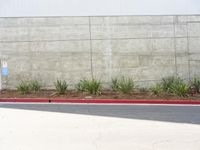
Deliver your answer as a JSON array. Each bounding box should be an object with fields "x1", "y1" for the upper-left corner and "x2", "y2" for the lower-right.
[{"x1": 0, "y1": 98, "x2": 200, "y2": 104}]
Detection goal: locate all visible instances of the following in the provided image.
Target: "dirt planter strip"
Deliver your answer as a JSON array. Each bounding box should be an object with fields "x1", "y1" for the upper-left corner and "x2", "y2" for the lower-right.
[
  {"x1": 0, "y1": 98, "x2": 200, "y2": 104},
  {"x1": 0, "y1": 98, "x2": 49, "y2": 103}
]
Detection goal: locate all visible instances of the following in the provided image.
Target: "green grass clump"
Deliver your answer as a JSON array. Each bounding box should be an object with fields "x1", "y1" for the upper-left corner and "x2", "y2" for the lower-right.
[
  {"x1": 161, "y1": 76, "x2": 178, "y2": 93},
  {"x1": 29, "y1": 80, "x2": 41, "y2": 92},
  {"x1": 111, "y1": 78, "x2": 119, "y2": 91},
  {"x1": 111, "y1": 77, "x2": 135, "y2": 94},
  {"x1": 17, "y1": 81, "x2": 30, "y2": 94},
  {"x1": 54, "y1": 80, "x2": 68, "y2": 95},
  {"x1": 161, "y1": 76, "x2": 189, "y2": 96},
  {"x1": 150, "y1": 84, "x2": 163, "y2": 96},
  {"x1": 76, "y1": 79, "x2": 102, "y2": 95},
  {"x1": 150, "y1": 76, "x2": 189, "y2": 97},
  {"x1": 170, "y1": 81, "x2": 189, "y2": 97},
  {"x1": 190, "y1": 77, "x2": 200, "y2": 93},
  {"x1": 76, "y1": 80, "x2": 87, "y2": 92}
]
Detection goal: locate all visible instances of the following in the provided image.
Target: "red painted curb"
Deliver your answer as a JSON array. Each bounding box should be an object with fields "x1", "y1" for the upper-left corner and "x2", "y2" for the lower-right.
[
  {"x1": 50, "y1": 99, "x2": 200, "y2": 104},
  {"x1": 0, "y1": 98, "x2": 200, "y2": 104}
]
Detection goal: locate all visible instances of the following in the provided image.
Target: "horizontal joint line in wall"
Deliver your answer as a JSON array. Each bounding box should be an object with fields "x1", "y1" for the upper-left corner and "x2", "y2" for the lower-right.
[
  {"x1": 0, "y1": 24, "x2": 90, "y2": 28},
  {"x1": 93, "y1": 53, "x2": 175, "y2": 56},
  {"x1": 91, "y1": 23, "x2": 174, "y2": 26},
  {"x1": 1, "y1": 22, "x2": 200, "y2": 27},
  {"x1": 0, "y1": 24, "x2": 177, "y2": 28},
  {"x1": 1, "y1": 36, "x2": 200, "y2": 43},
  {"x1": 189, "y1": 60, "x2": 200, "y2": 61},
  {"x1": 188, "y1": 52, "x2": 200, "y2": 55},
  {"x1": 0, "y1": 39, "x2": 91, "y2": 43},
  {"x1": 186, "y1": 21, "x2": 200, "y2": 23},
  {"x1": 92, "y1": 36, "x2": 200, "y2": 40}
]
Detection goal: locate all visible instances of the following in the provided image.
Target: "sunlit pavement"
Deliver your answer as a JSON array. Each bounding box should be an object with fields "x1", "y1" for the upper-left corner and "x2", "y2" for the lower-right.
[{"x1": 0, "y1": 103, "x2": 200, "y2": 150}]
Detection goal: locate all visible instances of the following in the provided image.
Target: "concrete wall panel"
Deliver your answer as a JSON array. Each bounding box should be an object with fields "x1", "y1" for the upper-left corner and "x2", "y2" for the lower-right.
[
  {"x1": 188, "y1": 23, "x2": 200, "y2": 37},
  {"x1": 189, "y1": 38, "x2": 200, "y2": 53},
  {"x1": 90, "y1": 16, "x2": 174, "y2": 25},
  {"x1": 0, "y1": 15, "x2": 200, "y2": 88},
  {"x1": 175, "y1": 38, "x2": 188, "y2": 53}
]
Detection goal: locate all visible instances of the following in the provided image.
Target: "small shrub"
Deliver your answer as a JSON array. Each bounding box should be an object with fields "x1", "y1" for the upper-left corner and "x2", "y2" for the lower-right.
[
  {"x1": 111, "y1": 78, "x2": 119, "y2": 91},
  {"x1": 29, "y1": 80, "x2": 41, "y2": 92},
  {"x1": 191, "y1": 77, "x2": 200, "y2": 93},
  {"x1": 113, "y1": 77, "x2": 135, "y2": 94},
  {"x1": 54, "y1": 80, "x2": 68, "y2": 95},
  {"x1": 171, "y1": 82, "x2": 189, "y2": 97},
  {"x1": 161, "y1": 76, "x2": 189, "y2": 97},
  {"x1": 162, "y1": 76, "x2": 178, "y2": 93},
  {"x1": 150, "y1": 84, "x2": 163, "y2": 96},
  {"x1": 17, "y1": 81, "x2": 30, "y2": 94},
  {"x1": 76, "y1": 80, "x2": 88, "y2": 92},
  {"x1": 76, "y1": 79, "x2": 102, "y2": 95}
]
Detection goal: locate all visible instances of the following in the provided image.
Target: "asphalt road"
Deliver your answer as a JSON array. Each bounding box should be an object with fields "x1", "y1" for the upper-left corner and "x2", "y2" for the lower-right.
[{"x1": 0, "y1": 103, "x2": 200, "y2": 124}]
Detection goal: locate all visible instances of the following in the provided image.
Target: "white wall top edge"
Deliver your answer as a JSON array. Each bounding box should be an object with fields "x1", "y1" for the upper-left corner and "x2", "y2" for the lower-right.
[{"x1": 0, "y1": 0, "x2": 200, "y2": 17}]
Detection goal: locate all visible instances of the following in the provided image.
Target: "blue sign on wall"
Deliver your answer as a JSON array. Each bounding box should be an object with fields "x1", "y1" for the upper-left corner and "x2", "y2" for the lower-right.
[
  {"x1": 2, "y1": 61, "x2": 9, "y2": 76},
  {"x1": 2, "y1": 67, "x2": 9, "y2": 76}
]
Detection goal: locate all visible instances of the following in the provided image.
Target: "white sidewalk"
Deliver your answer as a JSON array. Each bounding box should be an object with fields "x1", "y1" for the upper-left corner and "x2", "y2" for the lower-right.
[{"x1": 0, "y1": 106, "x2": 200, "y2": 150}]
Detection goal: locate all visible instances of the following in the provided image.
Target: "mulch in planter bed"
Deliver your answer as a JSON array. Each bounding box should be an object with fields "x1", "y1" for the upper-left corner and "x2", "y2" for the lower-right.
[{"x1": 0, "y1": 90, "x2": 200, "y2": 101}]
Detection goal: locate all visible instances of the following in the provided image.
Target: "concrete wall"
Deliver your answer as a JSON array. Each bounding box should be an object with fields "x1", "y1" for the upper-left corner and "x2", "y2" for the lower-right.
[{"x1": 0, "y1": 15, "x2": 200, "y2": 89}]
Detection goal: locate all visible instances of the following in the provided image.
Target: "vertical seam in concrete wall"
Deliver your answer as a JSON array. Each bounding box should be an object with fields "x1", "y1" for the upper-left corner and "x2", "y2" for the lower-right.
[
  {"x1": 88, "y1": 16, "x2": 94, "y2": 79},
  {"x1": 173, "y1": 16, "x2": 178, "y2": 76},
  {"x1": 186, "y1": 22, "x2": 191, "y2": 80}
]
